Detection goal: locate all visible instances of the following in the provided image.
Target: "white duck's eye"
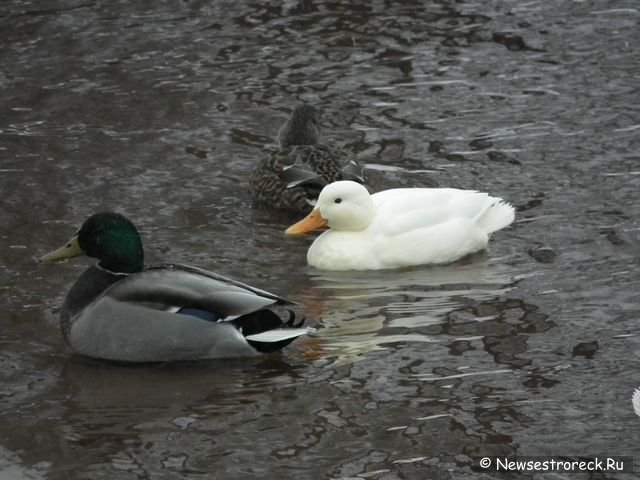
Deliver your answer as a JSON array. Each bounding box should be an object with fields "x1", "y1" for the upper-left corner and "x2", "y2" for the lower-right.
[{"x1": 334, "y1": 198, "x2": 342, "y2": 204}]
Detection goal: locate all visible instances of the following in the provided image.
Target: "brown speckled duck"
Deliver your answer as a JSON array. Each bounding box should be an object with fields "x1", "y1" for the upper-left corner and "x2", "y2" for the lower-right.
[{"x1": 249, "y1": 104, "x2": 365, "y2": 213}]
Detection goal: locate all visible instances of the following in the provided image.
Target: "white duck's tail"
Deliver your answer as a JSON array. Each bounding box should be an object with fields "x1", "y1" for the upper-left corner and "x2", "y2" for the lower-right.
[{"x1": 478, "y1": 198, "x2": 515, "y2": 234}]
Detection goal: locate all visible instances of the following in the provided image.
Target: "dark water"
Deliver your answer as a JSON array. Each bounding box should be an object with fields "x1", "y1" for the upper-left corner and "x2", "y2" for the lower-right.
[{"x1": 2, "y1": 0, "x2": 639, "y2": 478}]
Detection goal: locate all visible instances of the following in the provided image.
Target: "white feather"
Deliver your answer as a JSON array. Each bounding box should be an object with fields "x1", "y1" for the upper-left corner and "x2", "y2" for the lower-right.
[
  {"x1": 632, "y1": 388, "x2": 640, "y2": 417},
  {"x1": 244, "y1": 327, "x2": 314, "y2": 343}
]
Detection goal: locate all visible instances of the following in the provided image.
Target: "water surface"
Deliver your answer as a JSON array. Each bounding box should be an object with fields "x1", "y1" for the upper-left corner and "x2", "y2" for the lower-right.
[{"x1": 1, "y1": 0, "x2": 639, "y2": 479}]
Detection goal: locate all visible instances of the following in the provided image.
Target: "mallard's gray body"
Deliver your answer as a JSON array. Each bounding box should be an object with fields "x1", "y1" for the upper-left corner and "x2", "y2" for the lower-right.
[{"x1": 60, "y1": 264, "x2": 310, "y2": 362}]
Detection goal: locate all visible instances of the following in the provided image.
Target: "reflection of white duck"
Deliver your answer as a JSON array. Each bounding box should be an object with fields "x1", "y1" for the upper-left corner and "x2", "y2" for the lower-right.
[
  {"x1": 633, "y1": 388, "x2": 640, "y2": 417},
  {"x1": 286, "y1": 181, "x2": 515, "y2": 271}
]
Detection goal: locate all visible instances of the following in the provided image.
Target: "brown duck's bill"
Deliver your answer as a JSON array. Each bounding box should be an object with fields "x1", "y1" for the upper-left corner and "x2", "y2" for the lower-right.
[
  {"x1": 285, "y1": 209, "x2": 328, "y2": 236},
  {"x1": 39, "y1": 235, "x2": 84, "y2": 263}
]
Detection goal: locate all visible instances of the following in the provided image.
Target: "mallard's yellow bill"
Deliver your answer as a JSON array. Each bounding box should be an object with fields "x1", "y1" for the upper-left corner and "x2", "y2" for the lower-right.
[
  {"x1": 285, "y1": 209, "x2": 328, "y2": 236},
  {"x1": 40, "y1": 235, "x2": 84, "y2": 263}
]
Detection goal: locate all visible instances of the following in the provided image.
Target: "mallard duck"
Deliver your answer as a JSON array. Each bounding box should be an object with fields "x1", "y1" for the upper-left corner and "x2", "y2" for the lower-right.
[
  {"x1": 249, "y1": 104, "x2": 365, "y2": 213},
  {"x1": 285, "y1": 181, "x2": 515, "y2": 271},
  {"x1": 39, "y1": 212, "x2": 312, "y2": 362}
]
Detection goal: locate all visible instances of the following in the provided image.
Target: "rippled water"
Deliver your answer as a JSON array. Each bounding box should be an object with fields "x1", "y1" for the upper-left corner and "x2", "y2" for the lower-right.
[{"x1": 2, "y1": 0, "x2": 639, "y2": 479}]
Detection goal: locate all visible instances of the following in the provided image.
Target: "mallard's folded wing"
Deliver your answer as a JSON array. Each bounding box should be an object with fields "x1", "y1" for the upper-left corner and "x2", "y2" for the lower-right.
[
  {"x1": 104, "y1": 265, "x2": 291, "y2": 317},
  {"x1": 157, "y1": 264, "x2": 294, "y2": 305}
]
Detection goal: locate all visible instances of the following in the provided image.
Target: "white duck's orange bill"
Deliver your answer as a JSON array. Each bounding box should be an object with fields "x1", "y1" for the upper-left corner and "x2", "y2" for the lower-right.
[{"x1": 285, "y1": 209, "x2": 328, "y2": 235}]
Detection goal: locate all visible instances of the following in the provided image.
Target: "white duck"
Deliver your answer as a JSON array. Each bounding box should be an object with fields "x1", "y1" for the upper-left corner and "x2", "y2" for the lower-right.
[{"x1": 285, "y1": 181, "x2": 515, "y2": 271}]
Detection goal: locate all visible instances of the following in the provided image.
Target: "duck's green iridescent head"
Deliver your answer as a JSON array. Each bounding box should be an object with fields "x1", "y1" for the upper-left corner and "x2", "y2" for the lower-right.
[
  {"x1": 278, "y1": 104, "x2": 321, "y2": 148},
  {"x1": 40, "y1": 212, "x2": 144, "y2": 274}
]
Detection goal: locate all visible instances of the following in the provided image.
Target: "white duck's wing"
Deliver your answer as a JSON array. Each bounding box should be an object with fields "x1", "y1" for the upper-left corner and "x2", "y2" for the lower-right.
[
  {"x1": 371, "y1": 188, "x2": 493, "y2": 236},
  {"x1": 104, "y1": 263, "x2": 292, "y2": 318}
]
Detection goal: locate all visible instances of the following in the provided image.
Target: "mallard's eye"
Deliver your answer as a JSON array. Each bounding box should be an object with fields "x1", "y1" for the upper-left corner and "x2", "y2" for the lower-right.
[{"x1": 334, "y1": 198, "x2": 342, "y2": 204}]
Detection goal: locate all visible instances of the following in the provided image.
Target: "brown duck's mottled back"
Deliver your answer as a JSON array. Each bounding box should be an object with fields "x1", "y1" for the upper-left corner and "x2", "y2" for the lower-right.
[
  {"x1": 250, "y1": 104, "x2": 366, "y2": 213},
  {"x1": 250, "y1": 145, "x2": 364, "y2": 213}
]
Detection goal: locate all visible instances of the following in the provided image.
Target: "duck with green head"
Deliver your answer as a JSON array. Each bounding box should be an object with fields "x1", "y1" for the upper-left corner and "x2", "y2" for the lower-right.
[
  {"x1": 249, "y1": 104, "x2": 366, "y2": 213},
  {"x1": 40, "y1": 212, "x2": 312, "y2": 362}
]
